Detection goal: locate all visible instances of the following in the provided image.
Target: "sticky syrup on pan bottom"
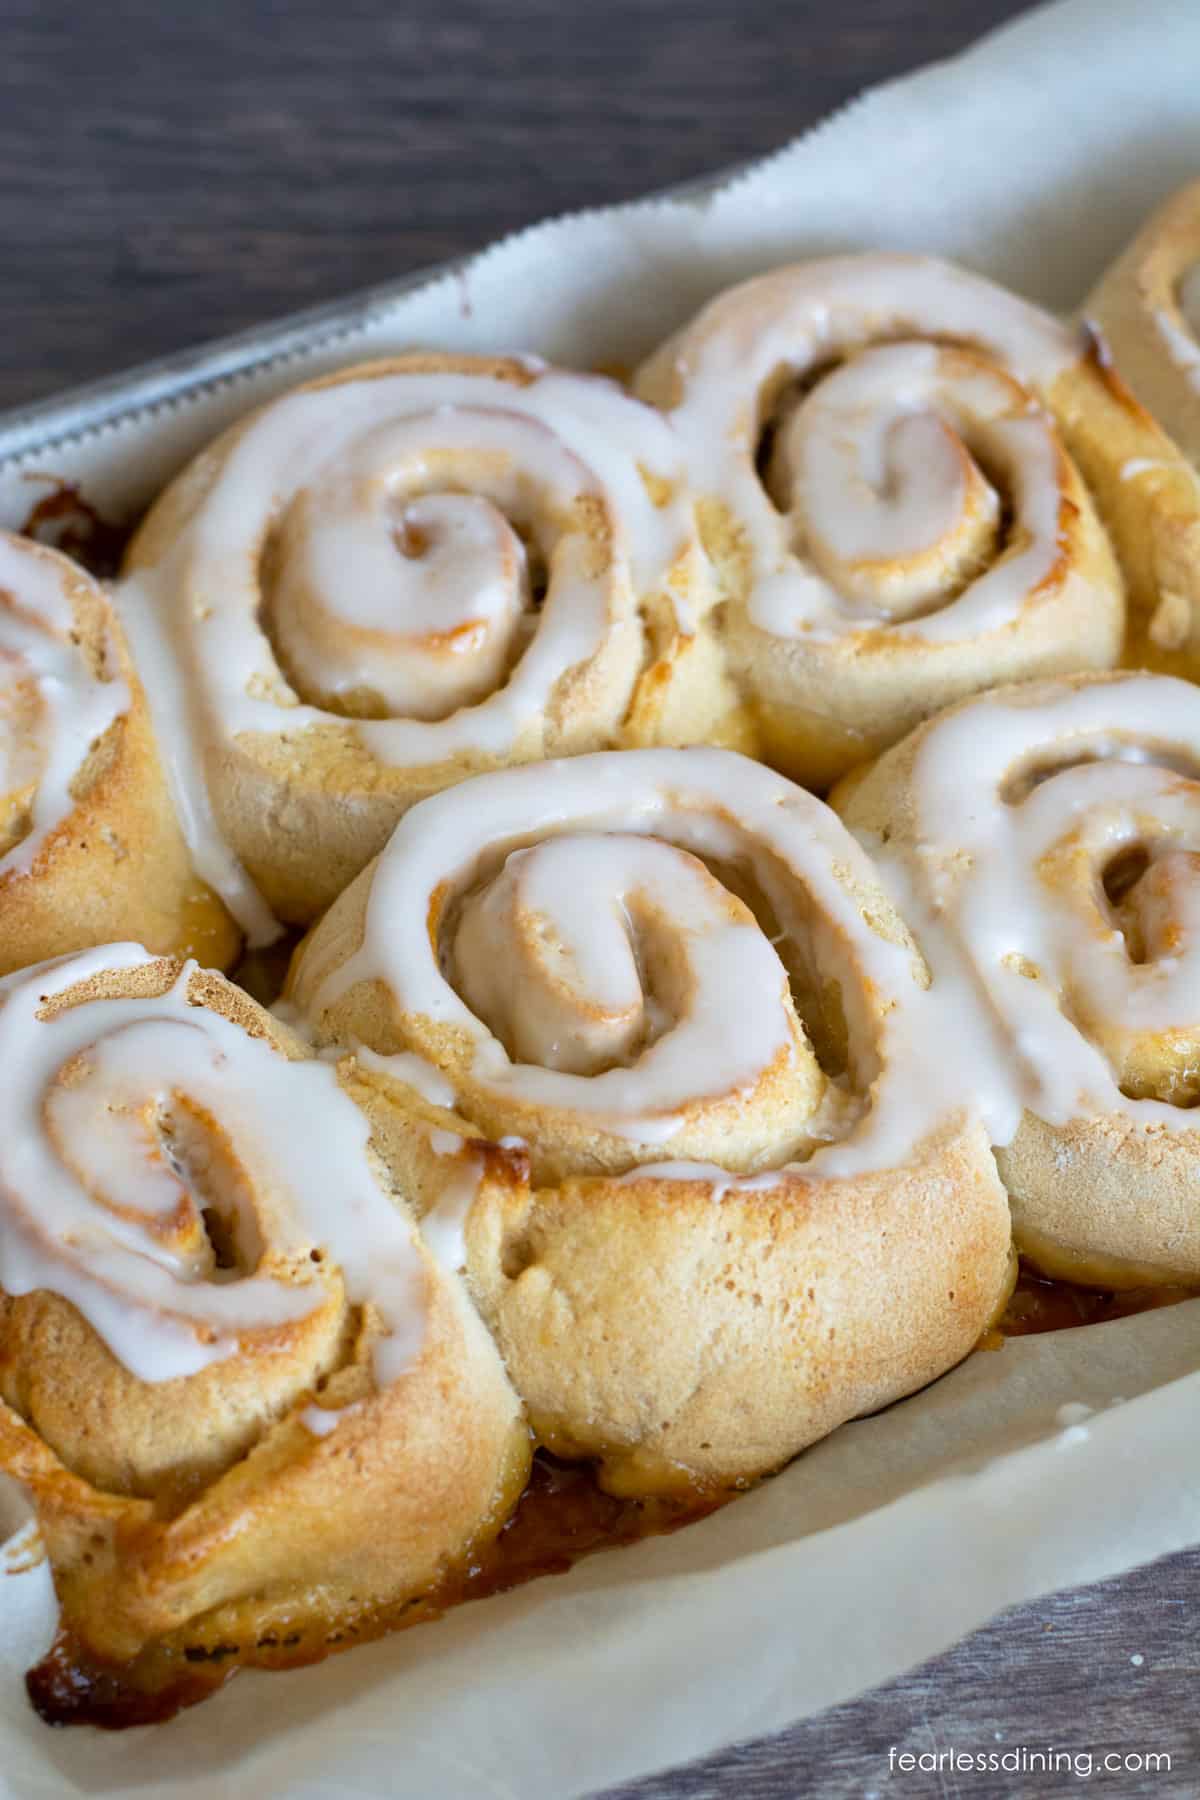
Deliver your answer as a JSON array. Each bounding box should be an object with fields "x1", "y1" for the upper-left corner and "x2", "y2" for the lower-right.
[
  {"x1": 26, "y1": 1454, "x2": 721, "y2": 1729},
  {"x1": 27, "y1": 1262, "x2": 1193, "y2": 1730},
  {"x1": 997, "y1": 1261, "x2": 1191, "y2": 1337},
  {"x1": 17, "y1": 478, "x2": 134, "y2": 579}
]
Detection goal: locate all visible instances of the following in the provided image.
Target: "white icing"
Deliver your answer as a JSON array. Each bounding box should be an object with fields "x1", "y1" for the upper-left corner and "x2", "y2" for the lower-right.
[
  {"x1": 313, "y1": 746, "x2": 963, "y2": 1179},
  {"x1": 865, "y1": 675, "x2": 1200, "y2": 1143},
  {"x1": 268, "y1": 997, "x2": 310, "y2": 1036},
  {"x1": 117, "y1": 576, "x2": 277, "y2": 943},
  {"x1": 1121, "y1": 458, "x2": 1164, "y2": 480},
  {"x1": 661, "y1": 255, "x2": 1087, "y2": 645},
  {"x1": 352, "y1": 1044, "x2": 457, "y2": 1109},
  {"x1": 1159, "y1": 263, "x2": 1200, "y2": 389},
  {"x1": 612, "y1": 1159, "x2": 783, "y2": 1204},
  {"x1": 454, "y1": 833, "x2": 792, "y2": 1122},
  {"x1": 419, "y1": 1144, "x2": 483, "y2": 1274},
  {"x1": 272, "y1": 487, "x2": 529, "y2": 721},
  {"x1": 300, "y1": 1401, "x2": 358, "y2": 1437},
  {"x1": 429, "y1": 1128, "x2": 464, "y2": 1155},
  {"x1": 756, "y1": 346, "x2": 1064, "y2": 640},
  {"x1": 116, "y1": 367, "x2": 696, "y2": 940},
  {"x1": 0, "y1": 533, "x2": 128, "y2": 878},
  {"x1": 0, "y1": 946, "x2": 426, "y2": 1386}
]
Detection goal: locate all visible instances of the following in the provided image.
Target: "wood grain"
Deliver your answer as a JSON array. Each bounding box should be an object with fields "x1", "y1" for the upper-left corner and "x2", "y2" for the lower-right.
[
  {"x1": 601, "y1": 1544, "x2": 1200, "y2": 1798},
  {"x1": 4, "y1": 0, "x2": 1022, "y2": 408},
  {"x1": 3, "y1": 0, "x2": 1198, "y2": 1794}
]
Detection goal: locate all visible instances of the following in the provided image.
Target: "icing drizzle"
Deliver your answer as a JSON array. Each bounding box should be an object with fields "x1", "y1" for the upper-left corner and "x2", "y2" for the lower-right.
[
  {"x1": 0, "y1": 533, "x2": 127, "y2": 878},
  {"x1": 1158, "y1": 262, "x2": 1200, "y2": 389},
  {"x1": 0, "y1": 945, "x2": 425, "y2": 1385},
  {"x1": 652, "y1": 254, "x2": 1094, "y2": 644},
  {"x1": 116, "y1": 365, "x2": 698, "y2": 941},
  {"x1": 311, "y1": 746, "x2": 964, "y2": 1180},
  {"x1": 861, "y1": 675, "x2": 1200, "y2": 1142}
]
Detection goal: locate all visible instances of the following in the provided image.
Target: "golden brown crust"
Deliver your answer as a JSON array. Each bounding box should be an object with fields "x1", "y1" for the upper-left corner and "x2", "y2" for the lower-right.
[
  {"x1": 1048, "y1": 342, "x2": 1200, "y2": 676},
  {"x1": 287, "y1": 753, "x2": 1014, "y2": 1494},
  {"x1": 123, "y1": 354, "x2": 717, "y2": 924},
  {"x1": 1086, "y1": 179, "x2": 1200, "y2": 468},
  {"x1": 466, "y1": 1119, "x2": 1012, "y2": 1494},
  {"x1": 633, "y1": 256, "x2": 1200, "y2": 789},
  {"x1": 0, "y1": 535, "x2": 239, "y2": 974},
  {"x1": 0, "y1": 954, "x2": 530, "y2": 1669},
  {"x1": 996, "y1": 1109, "x2": 1200, "y2": 1287},
  {"x1": 835, "y1": 671, "x2": 1200, "y2": 1287}
]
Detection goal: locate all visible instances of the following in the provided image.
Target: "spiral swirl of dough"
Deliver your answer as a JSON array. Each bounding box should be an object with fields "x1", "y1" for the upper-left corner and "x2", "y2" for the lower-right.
[
  {"x1": 637, "y1": 252, "x2": 1200, "y2": 786},
  {"x1": 836, "y1": 671, "x2": 1200, "y2": 1286},
  {"x1": 119, "y1": 354, "x2": 717, "y2": 930},
  {"x1": 288, "y1": 747, "x2": 1012, "y2": 1494},
  {"x1": 0, "y1": 945, "x2": 528, "y2": 1672}
]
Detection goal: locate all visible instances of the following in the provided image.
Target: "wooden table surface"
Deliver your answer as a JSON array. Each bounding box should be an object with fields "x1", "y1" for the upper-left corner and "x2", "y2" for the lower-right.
[{"x1": 3, "y1": 1, "x2": 1197, "y2": 1793}]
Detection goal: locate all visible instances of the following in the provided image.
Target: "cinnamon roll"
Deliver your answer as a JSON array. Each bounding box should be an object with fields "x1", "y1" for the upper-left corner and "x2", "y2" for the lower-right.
[
  {"x1": 119, "y1": 354, "x2": 730, "y2": 934},
  {"x1": 287, "y1": 748, "x2": 1013, "y2": 1496},
  {"x1": 1087, "y1": 178, "x2": 1200, "y2": 467},
  {"x1": 0, "y1": 946, "x2": 529, "y2": 1689},
  {"x1": 636, "y1": 254, "x2": 1200, "y2": 785},
  {"x1": 836, "y1": 672, "x2": 1200, "y2": 1287},
  {"x1": 0, "y1": 531, "x2": 239, "y2": 975}
]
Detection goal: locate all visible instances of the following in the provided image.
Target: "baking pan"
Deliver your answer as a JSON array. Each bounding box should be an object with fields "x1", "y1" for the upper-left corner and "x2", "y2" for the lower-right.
[{"x1": 0, "y1": 163, "x2": 734, "y2": 495}]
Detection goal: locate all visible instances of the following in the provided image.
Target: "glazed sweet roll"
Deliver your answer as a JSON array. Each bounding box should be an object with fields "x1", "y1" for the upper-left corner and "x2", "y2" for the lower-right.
[
  {"x1": 836, "y1": 672, "x2": 1200, "y2": 1286},
  {"x1": 119, "y1": 353, "x2": 730, "y2": 932},
  {"x1": 1087, "y1": 179, "x2": 1200, "y2": 467},
  {"x1": 287, "y1": 747, "x2": 1013, "y2": 1496},
  {"x1": 0, "y1": 946, "x2": 529, "y2": 1693},
  {"x1": 0, "y1": 531, "x2": 239, "y2": 975},
  {"x1": 636, "y1": 253, "x2": 1200, "y2": 785}
]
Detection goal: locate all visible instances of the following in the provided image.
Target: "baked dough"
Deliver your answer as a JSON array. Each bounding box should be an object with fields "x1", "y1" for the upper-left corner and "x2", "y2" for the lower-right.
[
  {"x1": 1087, "y1": 177, "x2": 1200, "y2": 467},
  {"x1": 0, "y1": 947, "x2": 529, "y2": 1675},
  {"x1": 836, "y1": 671, "x2": 1200, "y2": 1285},
  {"x1": 636, "y1": 253, "x2": 1200, "y2": 784},
  {"x1": 0, "y1": 530, "x2": 238, "y2": 973},
  {"x1": 120, "y1": 354, "x2": 732, "y2": 933},
  {"x1": 288, "y1": 745, "x2": 1013, "y2": 1494}
]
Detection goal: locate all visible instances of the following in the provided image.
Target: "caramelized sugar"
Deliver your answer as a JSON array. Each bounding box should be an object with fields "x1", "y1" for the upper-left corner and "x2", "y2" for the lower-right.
[
  {"x1": 17, "y1": 480, "x2": 134, "y2": 581},
  {"x1": 27, "y1": 1637, "x2": 225, "y2": 1731},
  {"x1": 998, "y1": 1262, "x2": 1190, "y2": 1337},
  {"x1": 27, "y1": 1274, "x2": 1196, "y2": 1729},
  {"x1": 26, "y1": 1454, "x2": 720, "y2": 1729}
]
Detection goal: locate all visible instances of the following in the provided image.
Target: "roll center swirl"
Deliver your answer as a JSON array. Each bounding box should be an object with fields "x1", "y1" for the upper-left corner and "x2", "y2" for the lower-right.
[
  {"x1": 256, "y1": 405, "x2": 615, "y2": 726},
  {"x1": 268, "y1": 428, "x2": 547, "y2": 722},
  {"x1": 297, "y1": 749, "x2": 954, "y2": 1186},
  {"x1": 0, "y1": 949, "x2": 426, "y2": 1384},
  {"x1": 453, "y1": 833, "x2": 776, "y2": 1078},
  {"x1": 759, "y1": 342, "x2": 1060, "y2": 630},
  {"x1": 1029, "y1": 761, "x2": 1200, "y2": 1105},
  {"x1": 888, "y1": 678, "x2": 1200, "y2": 1129},
  {"x1": 45, "y1": 1021, "x2": 268, "y2": 1284}
]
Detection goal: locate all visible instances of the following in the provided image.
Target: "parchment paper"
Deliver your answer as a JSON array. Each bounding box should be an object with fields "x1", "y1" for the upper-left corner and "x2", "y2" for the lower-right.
[{"x1": 2, "y1": 0, "x2": 1200, "y2": 1792}]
